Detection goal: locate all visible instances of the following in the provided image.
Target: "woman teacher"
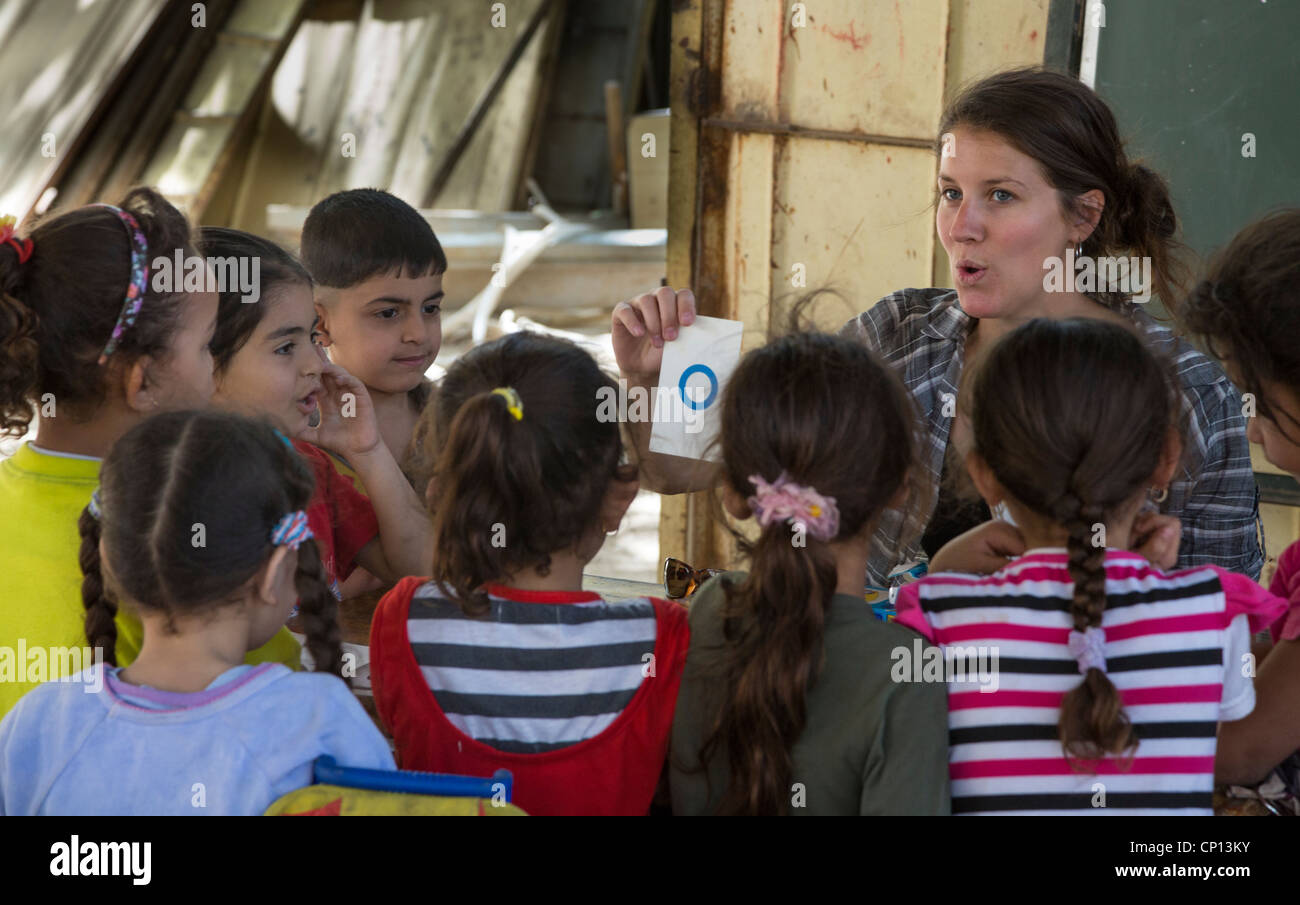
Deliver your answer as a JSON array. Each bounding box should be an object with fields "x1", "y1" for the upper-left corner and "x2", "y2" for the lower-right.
[{"x1": 613, "y1": 67, "x2": 1262, "y2": 587}]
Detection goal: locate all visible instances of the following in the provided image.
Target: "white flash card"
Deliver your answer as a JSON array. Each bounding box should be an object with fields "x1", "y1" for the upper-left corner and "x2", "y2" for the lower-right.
[{"x1": 649, "y1": 315, "x2": 744, "y2": 461}]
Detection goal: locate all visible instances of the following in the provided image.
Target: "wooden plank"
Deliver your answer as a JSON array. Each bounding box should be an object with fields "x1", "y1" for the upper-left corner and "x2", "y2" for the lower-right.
[
  {"x1": 184, "y1": 40, "x2": 275, "y2": 116},
  {"x1": 622, "y1": 0, "x2": 658, "y2": 115},
  {"x1": 777, "y1": 0, "x2": 948, "y2": 139},
  {"x1": 138, "y1": 0, "x2": 309, "y2": 219},
  {"x1": 51, "y1": 0, "x2": 238, "y2": 211},
  {"x1": 772, "y1": 139, "x2": 936, "y2": 331},
  {"x1": 510, "y1": 0, "x2": 569, "y2": 209},
  {"x1": 421, "y1": 0, "x2": 557, "y2": 207},
  {"x1": 0, "y1": 0, "x2": 167, "y2": 222}
]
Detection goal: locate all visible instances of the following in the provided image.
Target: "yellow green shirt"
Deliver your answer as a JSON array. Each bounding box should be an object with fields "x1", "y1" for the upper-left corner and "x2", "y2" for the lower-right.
[{"x1": 0, "y1": 443, "x2": 300, "y2": 718}]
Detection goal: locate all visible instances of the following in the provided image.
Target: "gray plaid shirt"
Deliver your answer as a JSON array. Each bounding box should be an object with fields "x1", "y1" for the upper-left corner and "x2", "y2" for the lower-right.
[{"x1": 841, "y1": 287, "x2": 1264, "y2": 587}]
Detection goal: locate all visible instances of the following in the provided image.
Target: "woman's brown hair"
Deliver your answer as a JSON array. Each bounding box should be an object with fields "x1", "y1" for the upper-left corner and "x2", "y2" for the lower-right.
[
  {"x1": 80, "y1": 409, "x2": 344, "y2": 677},
  {"x1": 964, "y1": 317, "x2": 1185, "y2": 761},
  {"x1": 0, "y1": 188, "x2": 197, "y2": 435},
  {"x1": 938, "y1": 67, "x2": 1188, "y2": 310},
  {"x1": 417, "y1": 331, "x2": 632, "y2": 614},
  {"x1": 701, "y1": 331, "x2": 922, "y2": 815},
  {"x1": 1181, "y1": 208, "x2": 1300, "y2": 442}
]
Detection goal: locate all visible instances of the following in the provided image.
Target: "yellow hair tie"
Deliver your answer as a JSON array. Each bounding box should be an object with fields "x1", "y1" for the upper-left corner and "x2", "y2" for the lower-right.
[{"x1": 491, "y1": 387, "x2": 524, "y2": 421}]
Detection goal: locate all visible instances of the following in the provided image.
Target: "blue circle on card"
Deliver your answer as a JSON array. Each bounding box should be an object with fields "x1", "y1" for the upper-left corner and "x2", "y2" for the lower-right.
[{"x1": 679, "y1": 363, "x2": 718, "y2": 410}]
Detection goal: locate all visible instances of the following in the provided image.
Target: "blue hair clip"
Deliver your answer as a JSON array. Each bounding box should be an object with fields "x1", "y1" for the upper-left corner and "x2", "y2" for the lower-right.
[{"x1": 273, "y1": 429, "x2": 295, "y2": 450}]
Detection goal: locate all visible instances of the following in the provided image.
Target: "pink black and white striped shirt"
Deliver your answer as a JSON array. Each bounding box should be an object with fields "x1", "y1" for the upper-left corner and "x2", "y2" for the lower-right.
[{"x1": 895, "y1": 549, "x2": 1286, "y2": 815}]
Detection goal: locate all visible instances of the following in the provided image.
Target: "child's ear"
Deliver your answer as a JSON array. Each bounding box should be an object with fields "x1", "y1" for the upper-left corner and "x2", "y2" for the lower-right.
[
  {"x1": 256, "y1": 545, "x2": 295, "y2": 606},
  {"x1": 1152, "y1": 426, "x2": 1183, "y2": 489},
  {"x1": 597, "y1": 464, "x2": 640, "y2": 533},
  {"x1": 964, "y1": 450, "x2": 1004, "y2": 508},
  {"x1": 121, "y1": 356, "x2": 160, "y2": 413},
  {"x1": 313, "y1": 302, "x2": 334, "y2": 347},
  {"x1": 721, "y1": 485, "x2": 752, "y2": 520}
]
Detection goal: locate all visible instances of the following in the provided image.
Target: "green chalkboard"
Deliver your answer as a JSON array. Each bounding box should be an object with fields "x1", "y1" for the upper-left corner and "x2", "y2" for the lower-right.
[{"x1": 1093, "y1": 0, "x2": 1300, "y2": 262}]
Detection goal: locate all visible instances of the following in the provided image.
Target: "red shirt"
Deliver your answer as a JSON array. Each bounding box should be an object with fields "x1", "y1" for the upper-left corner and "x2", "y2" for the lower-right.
[
  {"x1": 370, "y1": 576, "x2": 690, "y2": 815},
  {"x1": 292, "y1": 440, "x2": 379, "y2": 595}
]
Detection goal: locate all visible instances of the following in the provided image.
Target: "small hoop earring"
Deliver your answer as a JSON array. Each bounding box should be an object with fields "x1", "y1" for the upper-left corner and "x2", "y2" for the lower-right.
[
  {"x1": 1149, "y1": 486, "x2": 1168, "y2": 504},
  {"x1": 605, "y1": 528, "x2": 619, "y2": 537}
]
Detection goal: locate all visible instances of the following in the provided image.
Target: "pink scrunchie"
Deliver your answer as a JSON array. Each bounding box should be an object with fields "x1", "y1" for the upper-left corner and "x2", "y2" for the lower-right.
[{"x1": 747, "y1": 471, "x2": 840, "y2": 541}]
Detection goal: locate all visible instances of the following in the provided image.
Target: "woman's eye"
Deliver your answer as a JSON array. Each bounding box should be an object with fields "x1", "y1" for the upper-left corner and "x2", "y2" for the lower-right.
[
  {"x1": 376, "y1": 308, "x2": 398, "y2": 319},
  {"x1": 423, "y1": 303, "x2": 441, "y2": 316},
  {"x1": 992, "y1": 189, "x2": 1014, "y2": 202},
  {"x1": 941, "y1": 188, "x2": 961, "y2": 202}
]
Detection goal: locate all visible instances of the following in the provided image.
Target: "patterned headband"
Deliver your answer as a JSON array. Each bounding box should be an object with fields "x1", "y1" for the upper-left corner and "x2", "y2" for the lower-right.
[{"x1": 94, "y1": 204, "x2": 151, "y2": 367}]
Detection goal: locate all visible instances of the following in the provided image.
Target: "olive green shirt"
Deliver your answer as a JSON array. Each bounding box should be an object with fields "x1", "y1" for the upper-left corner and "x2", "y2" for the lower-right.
[{"x1": 670, "y1": 572, "x2": 951, "y2": 815}]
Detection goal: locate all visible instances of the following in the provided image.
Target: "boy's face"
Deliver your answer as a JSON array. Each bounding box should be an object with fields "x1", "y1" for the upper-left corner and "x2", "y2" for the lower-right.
[{"x1": 315, "y1": 270, "x2": 443, "y2": 395}]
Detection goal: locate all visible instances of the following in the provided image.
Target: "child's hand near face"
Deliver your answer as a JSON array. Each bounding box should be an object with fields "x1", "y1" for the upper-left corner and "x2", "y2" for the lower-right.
[
  {"x1": 309, "y1": 345, "x2": 381, "y2": 457},
  {"x1": 930, "y1": 519, "x2": 1026, "y2": 575},
  {"x1": 1129, "y1": 510, "x2": 1181, "y2": 571}
]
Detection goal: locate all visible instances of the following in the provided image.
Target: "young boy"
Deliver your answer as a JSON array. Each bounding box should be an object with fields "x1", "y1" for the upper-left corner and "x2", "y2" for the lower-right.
[{"x1": 301, "y1": 188, "x2": 446, "y2": 474}]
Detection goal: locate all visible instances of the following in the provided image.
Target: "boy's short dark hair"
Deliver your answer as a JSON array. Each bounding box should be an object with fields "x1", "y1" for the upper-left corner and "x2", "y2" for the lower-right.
[{"x1": 301, "y1": 188, "x2": 447, "y2": 289}]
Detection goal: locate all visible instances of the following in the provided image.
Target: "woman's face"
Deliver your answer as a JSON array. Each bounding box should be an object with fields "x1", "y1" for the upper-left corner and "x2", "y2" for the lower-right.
[
  {"x1": 936, "y1": 126, "x2": 1084, "y2": 320},
  {"x1": 211, "y1": 284, "x2": 323, "y2": 437}
]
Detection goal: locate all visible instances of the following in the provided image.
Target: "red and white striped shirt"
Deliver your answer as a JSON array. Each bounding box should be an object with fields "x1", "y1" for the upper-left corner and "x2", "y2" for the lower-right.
[{"x1": 895, "y1": 549, "x2": 1286, "y2": 815}]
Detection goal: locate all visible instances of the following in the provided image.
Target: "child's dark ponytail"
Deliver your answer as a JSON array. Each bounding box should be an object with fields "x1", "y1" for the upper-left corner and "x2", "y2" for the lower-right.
[
  {"x1": 1053, "y1": 491, "x2": 1136, "y2": 761},
  {"x1": 706, "y1": 516, "x2": 839, "y2": 815},
  {"x1": 294, "y1": 541, "x2": 346, "y2": 681},
  {"x1": 429, "y1": 391, "x2": 528, "y2": 615},
  {"x1": 965, "y1": 318, "x2": 1185, "y2": 764},
  {"x1": 703, "y1": 331, "x2": 922, "y2": 815},
  {"x1": 79, "y1": 503, "x2": 118, "y2": 667},
  {"x1": 421, "y1": 332, "x2": 626, "y2": 615}
]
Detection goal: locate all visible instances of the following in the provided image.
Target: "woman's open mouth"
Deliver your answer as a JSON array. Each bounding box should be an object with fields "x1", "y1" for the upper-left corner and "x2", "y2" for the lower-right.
[{"x1": 955, "y1": 261, "x2": 988, "y2": 285}]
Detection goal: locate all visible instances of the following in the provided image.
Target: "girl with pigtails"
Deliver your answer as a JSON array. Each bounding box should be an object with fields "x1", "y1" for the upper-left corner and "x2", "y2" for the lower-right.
[
  {"x1": 0, "y1": 410, "x2": 393, "y2": 816},
  {"x1": 670, "y1": 331, "x2": 951, "y2": 816},
  {"x1": 894, "y1": 318, "x2": 1285, "y2": 815}
]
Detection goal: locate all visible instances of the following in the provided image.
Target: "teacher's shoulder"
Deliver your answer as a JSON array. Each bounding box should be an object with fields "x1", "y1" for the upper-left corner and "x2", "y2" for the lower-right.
[{"x1": 839, "y1": 287, "x2": 958, "y2": 357}]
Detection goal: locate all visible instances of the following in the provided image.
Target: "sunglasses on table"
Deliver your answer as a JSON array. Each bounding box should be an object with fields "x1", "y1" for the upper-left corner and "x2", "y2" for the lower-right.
[{"x1": 663, "y1": 557, "x2": 723, "y2": 599}]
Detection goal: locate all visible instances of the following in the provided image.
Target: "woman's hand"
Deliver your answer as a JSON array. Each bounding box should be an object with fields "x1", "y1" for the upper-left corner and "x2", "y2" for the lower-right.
[
  {"x1": 611, "y1": 287, "x2": 696, "y2": 381},
  {"x1": 1129, "y1": 510, "x2": 1182, "y2": 570},
  {"x1": 929, "y1": 520, "x2": 1026, "y2": 575},
  {"x1": 309, "y1": 346, "x2": 381, "y2": 457}
]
